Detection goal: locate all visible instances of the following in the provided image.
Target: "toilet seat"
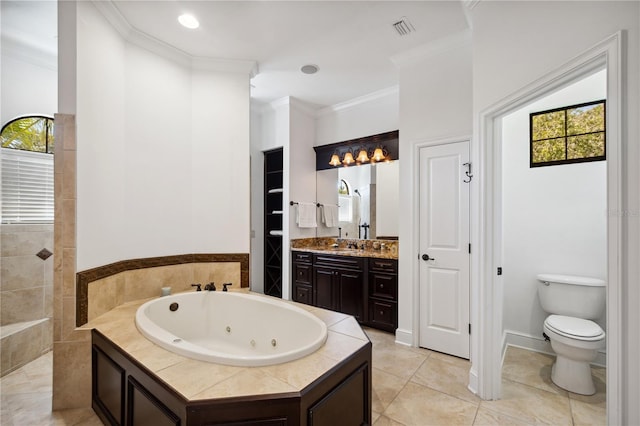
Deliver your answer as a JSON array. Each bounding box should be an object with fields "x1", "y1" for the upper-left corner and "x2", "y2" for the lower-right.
[{"x1": 544, "y1": 315, "x2": 605, "y2": 341}]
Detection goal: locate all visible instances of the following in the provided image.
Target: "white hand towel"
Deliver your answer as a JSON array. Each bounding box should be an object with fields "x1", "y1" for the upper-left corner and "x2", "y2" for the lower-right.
[
  {"x1": 322, "y1": 205, "x2": 339, "y2": 228},
  {"x1": 296, "y1": 203, "x2": 317, "y2": 228}
]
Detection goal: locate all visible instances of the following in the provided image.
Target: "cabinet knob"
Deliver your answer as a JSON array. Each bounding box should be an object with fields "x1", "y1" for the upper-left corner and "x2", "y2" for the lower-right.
[
  {"x1": 380, "y1": 311, "x2": 384, "y2": 315},
  {"x1": 379, "y1": 284, "x2": 384, "y2": 289}
]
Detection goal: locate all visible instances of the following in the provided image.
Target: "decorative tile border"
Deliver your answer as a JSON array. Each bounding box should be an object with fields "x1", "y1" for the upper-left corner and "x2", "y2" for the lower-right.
[{"x1": 76, "y1": 253, "x2": 249, "y2": 326}]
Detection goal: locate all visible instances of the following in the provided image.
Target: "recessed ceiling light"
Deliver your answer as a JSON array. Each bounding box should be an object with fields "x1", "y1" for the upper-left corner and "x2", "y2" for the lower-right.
[
  {"x1": 301, "y1": 64, "x2": 319, "y2": 75},
  {"x1": 178, "y1": 14, "x2": 199, "y2": 29}
]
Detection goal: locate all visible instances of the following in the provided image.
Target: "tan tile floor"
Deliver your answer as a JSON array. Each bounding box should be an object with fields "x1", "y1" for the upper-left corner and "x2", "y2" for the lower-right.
[{"x1": 0, "y1": 329, "x2": 606, "y2": 425}]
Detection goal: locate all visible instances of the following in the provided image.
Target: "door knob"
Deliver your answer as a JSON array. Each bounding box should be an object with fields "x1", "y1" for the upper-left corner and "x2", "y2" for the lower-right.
[{"x1": 422, "y1": 254, "x2": 435, "y2": 261}]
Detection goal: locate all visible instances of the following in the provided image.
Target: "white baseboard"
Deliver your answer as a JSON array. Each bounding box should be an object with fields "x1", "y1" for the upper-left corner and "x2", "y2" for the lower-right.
[
  {"x1": 503, "y1": 330, "x2": 606, "y2": 367},
  {"x1": 468, "y1": 367, "x2": 478, "y2": 395},
  {"x1": 395, "y1": 328, "x2": 413, "y2": 347}
]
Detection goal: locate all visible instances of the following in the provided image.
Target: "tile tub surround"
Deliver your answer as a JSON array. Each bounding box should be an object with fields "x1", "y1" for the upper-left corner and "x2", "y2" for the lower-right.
[
  {"x1": 290, "y1": 237, "x2": 398, "y2": 260},
  {"x1": 76, "y1": 253, "x2": 249, "y2": 326},
  {"x1": 83, "y1": 289, "x2": 370, "y2": 401}
]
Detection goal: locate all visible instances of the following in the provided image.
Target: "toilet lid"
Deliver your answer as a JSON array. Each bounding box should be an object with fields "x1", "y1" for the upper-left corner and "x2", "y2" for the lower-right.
[{"x1": 545, "y1": 315, "x2": 605, "y2": 339}]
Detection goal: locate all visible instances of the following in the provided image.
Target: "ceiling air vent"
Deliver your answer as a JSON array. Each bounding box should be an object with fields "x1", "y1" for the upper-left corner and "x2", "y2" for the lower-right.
[{"x1": 392, "y1": 17, "x2": 415, "y2": 36}]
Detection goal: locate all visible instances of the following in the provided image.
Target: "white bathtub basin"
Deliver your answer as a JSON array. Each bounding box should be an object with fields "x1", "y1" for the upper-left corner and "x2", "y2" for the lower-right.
[{"x1": 135, "y1": 291, "x2": 328, "y2": 367}]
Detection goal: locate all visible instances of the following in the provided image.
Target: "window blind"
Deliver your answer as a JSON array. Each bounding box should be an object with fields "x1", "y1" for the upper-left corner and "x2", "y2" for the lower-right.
[{"x1": 1, "y1": 148, "x2": 54, "y2": 223}]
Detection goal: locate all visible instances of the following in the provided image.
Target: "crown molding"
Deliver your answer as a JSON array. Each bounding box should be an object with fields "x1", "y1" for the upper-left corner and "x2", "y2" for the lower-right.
[
  {"x1": 289, "y1": 97, "x2": 318, "y2": 118},
  {"x1": 315, "y1": 85, "x2": 399, "y2": 117},
  {"x1": 463, "y1": 0, "x2": 482, "y2": 11},
  {"x1": 91, "y1": 0, "x2": 257, "y2": 76},
  {"x1": 390, "y1": 29, "x2": 471, "y2": 68},
  {"x1": 1, "y1": 33, "x2": 57, "y2": 70}
]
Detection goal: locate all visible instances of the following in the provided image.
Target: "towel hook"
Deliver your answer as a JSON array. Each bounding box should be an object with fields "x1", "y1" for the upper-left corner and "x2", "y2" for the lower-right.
[{"x1": 463, "y1": 162, "x2": 473, "y2": 183}]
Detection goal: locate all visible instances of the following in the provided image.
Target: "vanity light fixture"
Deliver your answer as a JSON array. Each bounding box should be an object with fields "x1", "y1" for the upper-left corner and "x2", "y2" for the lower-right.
[
  {"x1": 329, "y1": 152, "x2": 341, "y2": 167},
  {"x1": 328, "y1": 145, "x2": 390, "y2": 167},
  {"x1": 372, "y1": 146, "x2": 386, "y2": 162},
  {"x1": 356, "y1": 147, "x2": 370, "y2": 163},
  {"x1": 342, "y1": 150, "x2": 355, "y2": 166},
  {"x1": 178, "y1": 13, "x2": 199, "y2": 29}
]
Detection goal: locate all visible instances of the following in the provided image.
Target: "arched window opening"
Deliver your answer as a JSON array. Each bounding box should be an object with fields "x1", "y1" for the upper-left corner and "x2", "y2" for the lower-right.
[{"x1": 1, "y1": 116, "x2": 55, "y2": 223}]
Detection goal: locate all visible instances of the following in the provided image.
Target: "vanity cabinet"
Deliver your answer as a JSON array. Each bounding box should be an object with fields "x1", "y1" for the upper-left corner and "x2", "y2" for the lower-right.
[
  {"x1": 368, "y1": 258, "x2": 398, "y2": 332},
  {"x1": 313, "y1": 254, "x2": 365, "y2": 322},
  {"x1": 292, "y1": 251, "x2": 313, "y2": 305},
  {"x1": 292, "y1": 251, "x2": 398, "y2": 331}
]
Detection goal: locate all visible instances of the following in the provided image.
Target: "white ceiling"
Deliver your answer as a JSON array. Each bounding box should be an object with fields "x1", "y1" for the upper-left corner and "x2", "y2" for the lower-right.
[{"x1": 3, "y1": 1, "x2": 470, "y2": 109}]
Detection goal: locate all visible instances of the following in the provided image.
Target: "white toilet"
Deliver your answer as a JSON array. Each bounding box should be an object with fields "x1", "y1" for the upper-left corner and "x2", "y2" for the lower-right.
[{"x1": 536, "y1": 274, "x2": 606, "y2": 395}]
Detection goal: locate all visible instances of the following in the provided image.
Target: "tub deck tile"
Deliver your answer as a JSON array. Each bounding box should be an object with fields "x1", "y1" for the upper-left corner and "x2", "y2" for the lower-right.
[{"x1": 84, "y1": 291, "x2": 369, "y2": 401}]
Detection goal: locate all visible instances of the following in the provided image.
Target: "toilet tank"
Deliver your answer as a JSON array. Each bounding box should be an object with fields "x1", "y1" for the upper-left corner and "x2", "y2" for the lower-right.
[{"x1": 536, "y1": 274, "x2": 606, "y2": 319}]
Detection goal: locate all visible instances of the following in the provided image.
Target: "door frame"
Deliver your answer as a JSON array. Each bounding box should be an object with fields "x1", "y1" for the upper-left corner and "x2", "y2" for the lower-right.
[
  {"x1": 472, "y1": 32, "x2": 623, "y2": 425},
  {"x1": 412, "y1": 136, "x2": 472, "y2": 352}
]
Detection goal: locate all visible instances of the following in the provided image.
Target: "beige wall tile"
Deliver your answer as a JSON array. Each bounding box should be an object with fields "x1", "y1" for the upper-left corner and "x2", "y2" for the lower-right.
[
  {"x1": 1, "y1": 288, "x2": 45, "y2": 325},
  {"x1": 1, "y1": 333, "x2": 13, "y2": 375},
  {"x1": 61, "y1": 296, "x2": 77, "y2": 340},
  {"x1": 0, "y1": 255, "x2": 45, "y2": 291},
  {"x1": 124, "y1": 265, "x2": 192, "y2": 302},
  {"x1": 62, "y1": 248, "x2": 76, "y2": 297},
  {"x1": 61, "y1": 151, "x2": 76, "y2": 196},
  {"x1": 9, "y1": 322, "x2": 44, "y2": 369},
  {"x1": 62, "y1": 213, "x2": 75, "y2": 250},
  {"x1": 44, "y1": 286, "x2": 54, "y2": 318},
  {"x1": 87, "y1": 276, "x2": 118, "y2": 321},
  {"x1": 192, "y1": 262, "x2": 240, "y2": 290},
  {"x1": 52, "y1": 340, "x2": 91, "y2": 410},
  {"x1": 0, "y1": 227, "x2": 53, "y2": 257},
  {"x1": 63, "y1": 118, "x2": 76, "y2": 150}
]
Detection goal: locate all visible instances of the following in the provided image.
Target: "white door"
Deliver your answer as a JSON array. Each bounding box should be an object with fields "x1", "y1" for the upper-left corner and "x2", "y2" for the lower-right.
[{"x1": 419, "y1": 141, "x2": 470, "y2": 359}]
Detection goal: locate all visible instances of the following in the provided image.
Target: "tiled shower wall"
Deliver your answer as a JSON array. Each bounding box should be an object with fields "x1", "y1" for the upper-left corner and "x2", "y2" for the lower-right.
[{"x1": 0, "y1": 223, "x2": 54, "y2": 375}]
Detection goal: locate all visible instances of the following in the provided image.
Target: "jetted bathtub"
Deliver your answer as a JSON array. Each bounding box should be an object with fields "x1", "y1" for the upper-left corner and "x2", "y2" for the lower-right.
[{"x1": 135, "y1": 291, "x2": 328, "y2": 366}]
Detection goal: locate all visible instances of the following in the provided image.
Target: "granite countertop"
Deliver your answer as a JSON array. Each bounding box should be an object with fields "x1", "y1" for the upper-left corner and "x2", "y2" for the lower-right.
[
  {"x1": 83, "y1": 290, "x2": 370, "y2": 402},
  {"x1": 290, "y1": 237, "x2": 398, "y2": 260}
]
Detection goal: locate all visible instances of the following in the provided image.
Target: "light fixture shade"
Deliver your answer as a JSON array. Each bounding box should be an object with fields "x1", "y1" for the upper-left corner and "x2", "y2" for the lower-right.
[
  {"x1": 342, "y1": 151, "x2": 355, "y2": 165},
  {"x1": 372, "y1": 147, "x2": 385, "y2": 162},
  {"x1": 356, "y1": 148, "x2": 369, "y2": 163},
  {"x1": 329, "y1": 153, "x2": 341, "y2": 167}
]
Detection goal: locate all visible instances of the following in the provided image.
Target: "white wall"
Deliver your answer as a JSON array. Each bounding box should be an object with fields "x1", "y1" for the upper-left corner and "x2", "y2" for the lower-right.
[
  {"x1": 1, "y1": 55, "x2": 57, "y2": 125},
  {"x1": 315, "y1": 87, "x2": 398, "y2": 145},
  {"x1": 0, "y1": 2, "x2": 57, "y2": 125},
  {"x1": 502, "y1": 71, "x2": 607, "y2": 347},
  {"x1": 396, "y1": 37, "x2": 473, "y2": 345},
  {"x1": 76, "y1": 1, "x2": 126, "y2": 270},
  {"x1": 471, "y1": 2, "x2": 639, "y2": 421},
  {"x1": 76, "y1": 2, "x2": 251, "y2": 270}
]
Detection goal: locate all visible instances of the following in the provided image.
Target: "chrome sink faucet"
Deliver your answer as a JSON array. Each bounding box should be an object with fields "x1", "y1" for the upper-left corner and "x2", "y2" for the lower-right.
[{"x1": 204, "y1": 282, "x2": 216, "y2": 291}]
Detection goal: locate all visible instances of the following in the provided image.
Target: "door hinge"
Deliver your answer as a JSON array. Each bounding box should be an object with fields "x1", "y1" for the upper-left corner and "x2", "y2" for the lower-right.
[
  {"x1": 468, "y1": 323, "x2": 471, "y2": 334},
  {"x1": 468, "y1": 244, "x2": 471, "y2": 254},
  {"x1": 497, "y1": 267, "x2": 502, "y2": 275}
]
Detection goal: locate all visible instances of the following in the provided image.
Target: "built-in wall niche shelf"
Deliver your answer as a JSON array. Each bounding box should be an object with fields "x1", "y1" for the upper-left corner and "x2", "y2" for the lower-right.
[{"x1": 264, "y1": 148, "x2": 284, "y2": 298}]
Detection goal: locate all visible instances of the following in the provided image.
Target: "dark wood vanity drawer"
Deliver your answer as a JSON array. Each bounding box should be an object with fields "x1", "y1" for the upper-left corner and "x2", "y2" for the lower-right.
[
  {"x1": 292, "y1": 251, "x2": 312, "y2": 264},
  {"x1": 293, "y1": 262, "x2": 312, "y2": 284},
  {"x1": 368, "y1": 299, "x2": 397, "y2": 332},
  {"x1": 369, "y1": 259, "x2": 397, "y2": 274},
  {"x1": 369, "y1": 272, "x2": 397, "y2": 300},
  {"x1": 293, "y1": 283, "x2": 313, "y2": 305},
  {"x1": 313, "y1": 254, "x2": 364, "y2": 270}
]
